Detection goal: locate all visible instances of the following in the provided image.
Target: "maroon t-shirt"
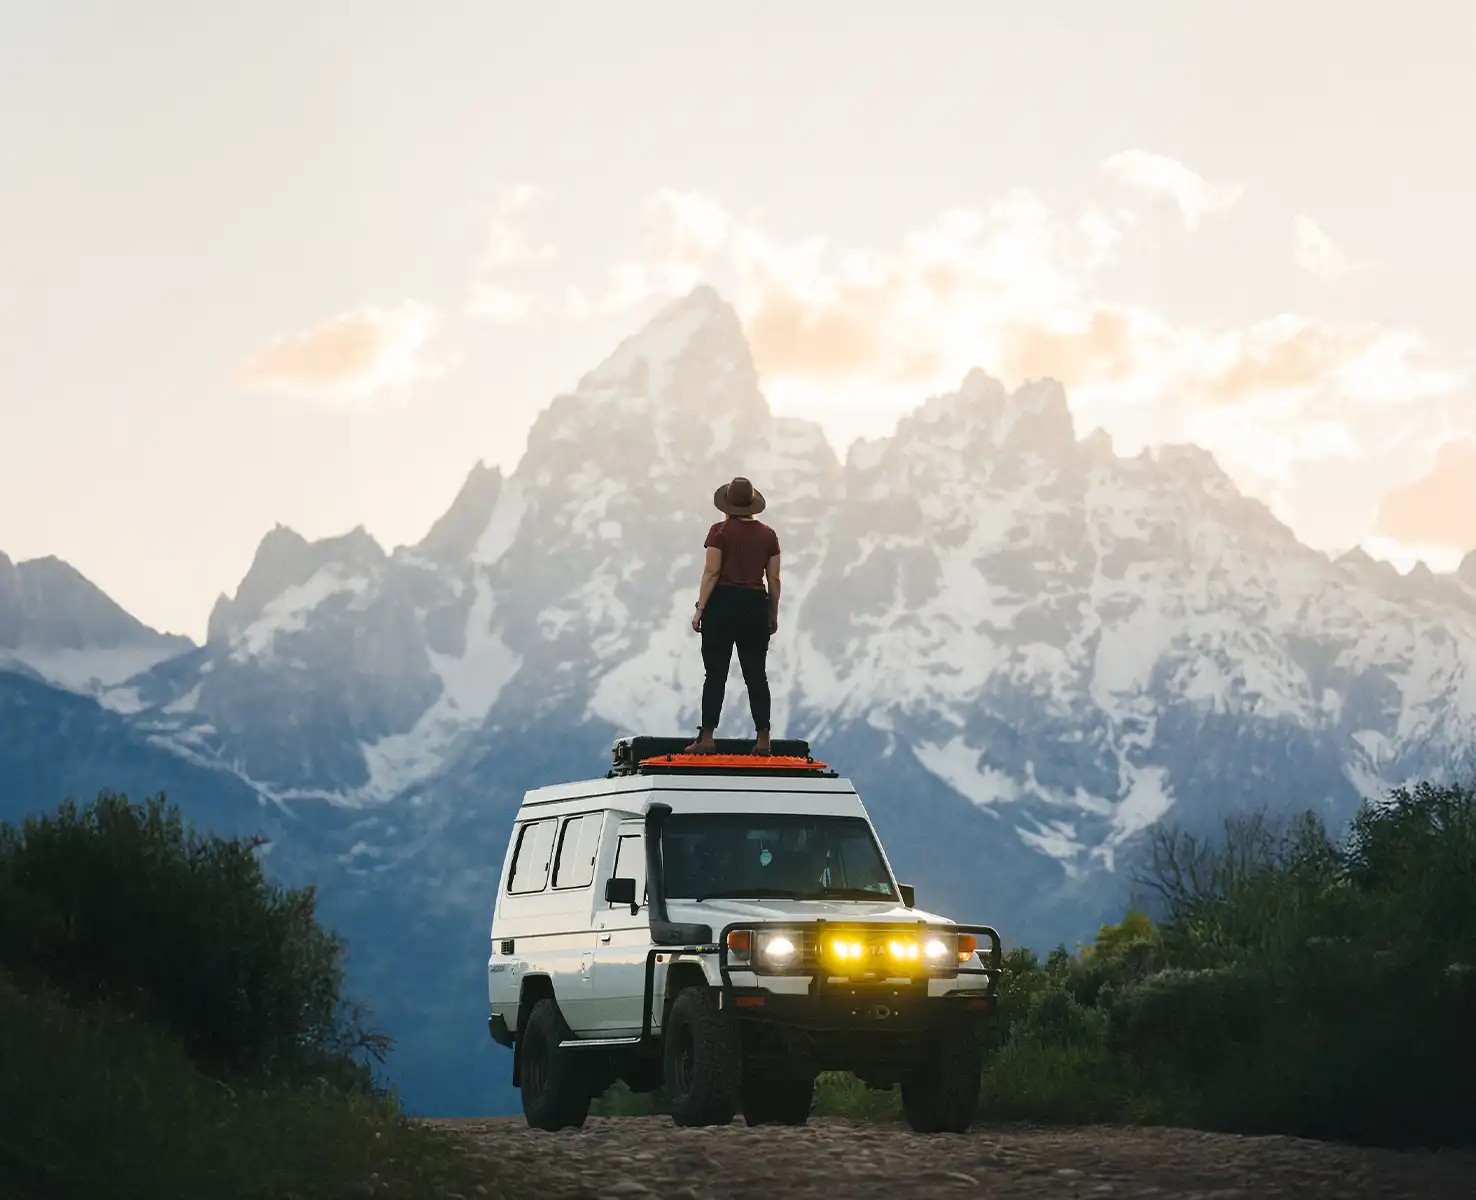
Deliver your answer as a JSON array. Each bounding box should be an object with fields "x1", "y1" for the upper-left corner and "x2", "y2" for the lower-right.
[{"x1": 705, "y1": 518, "x2": 780, "y2": 590}]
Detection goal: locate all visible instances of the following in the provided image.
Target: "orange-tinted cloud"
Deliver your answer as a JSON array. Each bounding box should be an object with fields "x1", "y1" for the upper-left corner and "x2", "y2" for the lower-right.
[
  {"x1": 1205, "y1": 323, "x2": 1378, "y2": 403},
  {"x1": 744, "y1": 279, "x2": 945, "y2": 383},
  {"x1": 1371, "y1": 441, "x2": 1476, "y2": 552},
  {"x1": 999, "y1": 308, "x2": 1138, "y2": 390},
  {"x1": 237, "y1": 301, "x2": 444, "y2": 406}
]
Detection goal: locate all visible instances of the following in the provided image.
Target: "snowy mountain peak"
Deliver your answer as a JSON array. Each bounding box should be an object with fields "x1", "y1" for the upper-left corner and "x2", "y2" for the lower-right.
[
  {"x1": 894, "y1": 370, "x2": 1077, "y2": 462},
  {"x1": 1460, "y1": 550, "x2": 1476, "y2": 589},
  {"x1": 578, "y1": 286, "x2": 763, "y2": 422},
  {"x1": 207, "y1": 523, "x2": 387, "y2": 645},
  {"x1": 0, "y1": 550, "x2": 192, "y2": 691},
  {"x1": 410, "y1": 461, "x2": 503, "y2": 564}
]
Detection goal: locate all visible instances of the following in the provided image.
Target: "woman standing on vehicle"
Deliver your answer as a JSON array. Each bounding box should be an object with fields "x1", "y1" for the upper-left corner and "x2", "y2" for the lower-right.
[{"x1": 686, "y1": 476, "x2": 781, "y2": 755}]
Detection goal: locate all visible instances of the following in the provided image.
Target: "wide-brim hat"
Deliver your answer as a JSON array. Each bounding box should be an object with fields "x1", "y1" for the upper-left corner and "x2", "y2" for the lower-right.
[{"x1": 714, "y1": 476, "x2": 766, "y2": 516}]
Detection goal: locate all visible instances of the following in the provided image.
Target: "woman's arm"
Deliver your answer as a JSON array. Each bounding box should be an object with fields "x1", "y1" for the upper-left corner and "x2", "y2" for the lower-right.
[
  {"x1": 765, "y1": 553, "x2": 781, "y2": 632},
  {"x1": 692, "y1": 547, "x2": 722, "y2": 631}
]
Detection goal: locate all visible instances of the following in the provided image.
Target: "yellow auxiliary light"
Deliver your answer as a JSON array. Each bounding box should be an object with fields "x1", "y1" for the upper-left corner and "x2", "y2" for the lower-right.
[
  {"x1": 829, "y1": 938, "x2": 867, "y2": 961},
  {"x1": 887, "y1": 939, "x2": 921, "y2": 961}
]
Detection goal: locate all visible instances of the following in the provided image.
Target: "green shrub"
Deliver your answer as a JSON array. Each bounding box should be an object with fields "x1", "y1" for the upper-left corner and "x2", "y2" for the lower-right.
[
  {"x1": 811, "y1": 1071, "x2": 902, "y2": 1121},
  {"x1": 0, "y1": 791, "x2": 383, "y2": 1087},
  {"x1": 0, "y1": 972, "x2": 495, "y2": 1200}
]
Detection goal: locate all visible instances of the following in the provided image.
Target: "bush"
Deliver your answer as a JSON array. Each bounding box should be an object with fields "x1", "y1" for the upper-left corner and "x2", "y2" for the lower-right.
[
  {"x1": 0, "y1": 791, "x2": 384, "y2": 1086},
  {"x1": 0, "y1": 971, "x2": 495, "y2": 1200}
]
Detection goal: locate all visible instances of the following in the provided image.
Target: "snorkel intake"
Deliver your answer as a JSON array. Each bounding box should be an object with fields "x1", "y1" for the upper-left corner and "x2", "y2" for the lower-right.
[{"x1": 644, "y1": 801, "x2": 714, "y2": 945}]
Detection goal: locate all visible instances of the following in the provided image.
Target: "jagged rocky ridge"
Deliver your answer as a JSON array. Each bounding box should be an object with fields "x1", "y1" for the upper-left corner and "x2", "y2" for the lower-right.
[{"x1": 7, "y1": 284, "x2": 1476, "y2": 1114}]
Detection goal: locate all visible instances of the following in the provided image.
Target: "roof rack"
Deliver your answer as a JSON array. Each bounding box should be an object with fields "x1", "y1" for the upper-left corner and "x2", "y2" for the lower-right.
[{"x1": 608, "y1": 736, "x2": 837, "y2": 779}]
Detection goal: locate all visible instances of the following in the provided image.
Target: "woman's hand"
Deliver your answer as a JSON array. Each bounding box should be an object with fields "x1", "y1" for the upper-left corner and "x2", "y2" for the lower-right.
[{"x1": 691, "y1": 608, "x2": 703, "y2": 633}]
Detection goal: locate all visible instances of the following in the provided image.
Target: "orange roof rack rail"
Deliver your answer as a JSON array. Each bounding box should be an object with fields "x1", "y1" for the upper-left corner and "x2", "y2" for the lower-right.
[{"x1": 638, "y1": 753, "x2": 830, "y2": 771}]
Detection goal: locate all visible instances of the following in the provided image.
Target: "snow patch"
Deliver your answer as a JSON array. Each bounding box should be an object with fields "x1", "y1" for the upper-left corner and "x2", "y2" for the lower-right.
[
  {"x1": 229, "y1": 568, "x2": 370, "y2": 662},
  {"x1": 3, "y1": 642, "x2": 186, "y2": 691},
  {"x1": 913, "y1": 738, "x2": 1021, "y2": 813},
  {"x1": 1109, "y1": 764, "x2": 1174, "y2": 844},
  {"x1": 473, "y1": 480, "x2": 527, "y2": 566},
  {"x1": 359, "y1": 579, "x2": 522, "y2": 803}
]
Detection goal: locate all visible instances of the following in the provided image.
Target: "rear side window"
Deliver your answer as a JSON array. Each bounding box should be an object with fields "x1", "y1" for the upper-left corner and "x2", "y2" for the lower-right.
[
  {"x1": 611, "y1": 833, "x2": 647, "y2": 908},
  {"x1": 507, "y1": 818, "x2": 557, "y2": 894},
  {"x1": 553, "y1": 813, "x2": 604, "y2": 889}
]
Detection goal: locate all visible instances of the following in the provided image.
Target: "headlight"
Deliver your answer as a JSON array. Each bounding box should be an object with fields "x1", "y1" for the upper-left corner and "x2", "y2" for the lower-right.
[
  {"x1": 923, "y1": 938, "x2": 949, "y2": 962},
  {"x1": 728, "y1": 928, "x2": 805, "y2": 970}
]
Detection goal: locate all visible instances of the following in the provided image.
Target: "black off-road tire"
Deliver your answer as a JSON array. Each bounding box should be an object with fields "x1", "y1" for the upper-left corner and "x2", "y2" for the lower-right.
[
  {"x1": 741, "y1": 1072, "x2": 814, "y2": 1126},
  {"x1": 663, "y1": 987, "x2": 741, "y2": 1127},
  {"x1": 519, "y1": 999, "x2": 592, "y2": 1131},
  {"x1": 900, "y1": 1021, "x2": 986, "y2": 1134}
]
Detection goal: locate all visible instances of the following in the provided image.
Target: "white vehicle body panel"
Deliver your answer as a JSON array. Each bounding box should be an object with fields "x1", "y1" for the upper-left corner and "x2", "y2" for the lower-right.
[{"x1": 488, "y1": 771, "x2": 990, "y2": 1041}]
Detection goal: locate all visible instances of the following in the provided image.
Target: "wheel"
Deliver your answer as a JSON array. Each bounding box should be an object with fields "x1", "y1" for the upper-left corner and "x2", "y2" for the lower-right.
[
  {"x1": 900, "y1": 1022, "x2": 985, "y2": 1134},
  {"x1": 663, "y1": 987, "x2": 741, "y2": 1127},
  {"x1": 519, "y1": 999, "x2": 592, "y2": 1131},
  {"x1": 741, "y1": 1073, "x2": 814, "y2": 1126}
]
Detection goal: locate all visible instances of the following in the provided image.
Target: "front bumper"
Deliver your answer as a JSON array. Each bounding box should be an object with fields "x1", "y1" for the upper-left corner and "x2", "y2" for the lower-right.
[
  {"x1": 629, "y1": 919, "x2": 1002, "y2": 1044},
  {"x1": 721, "y1": 978, "x2": 992, "y2": 1030}
]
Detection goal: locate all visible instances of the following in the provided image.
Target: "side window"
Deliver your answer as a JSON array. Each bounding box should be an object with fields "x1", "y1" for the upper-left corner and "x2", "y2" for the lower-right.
[
  {"x1": 610, "y1": 833, "x2": 647, "y2": 909},
  {"x1": 553, "y1": 813, "x2": 603, "y2": 890},
  {"x1": 507, "y1": 818, "x2": 557, "y2": 894}
]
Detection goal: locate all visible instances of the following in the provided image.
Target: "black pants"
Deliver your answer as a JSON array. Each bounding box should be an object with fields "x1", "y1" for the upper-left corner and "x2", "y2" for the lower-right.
[{"x1": 700, "y1": 585, "x2": 771, "y2": 731}]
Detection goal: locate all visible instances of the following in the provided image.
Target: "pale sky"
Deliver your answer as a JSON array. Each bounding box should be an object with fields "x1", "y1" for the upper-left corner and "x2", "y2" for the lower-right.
[{"x1": 3, "y1": 2, "x2": 1474, "y2": 640}]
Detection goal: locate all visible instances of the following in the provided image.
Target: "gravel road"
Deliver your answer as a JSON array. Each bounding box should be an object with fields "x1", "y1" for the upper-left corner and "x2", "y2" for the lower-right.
[{"x1": 424, "y1": 1116, "x2": 1475, "y2": 1200}]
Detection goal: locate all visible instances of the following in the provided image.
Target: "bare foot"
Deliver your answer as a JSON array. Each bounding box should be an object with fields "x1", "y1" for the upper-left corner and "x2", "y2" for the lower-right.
[{"x1": 752, "y1": 731, "x2": 772, "y2": 756}]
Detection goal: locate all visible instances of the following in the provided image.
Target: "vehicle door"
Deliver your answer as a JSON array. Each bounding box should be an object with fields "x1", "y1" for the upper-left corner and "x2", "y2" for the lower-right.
[
  {"x1": 590, "y1": 822, "x2": 650, "y2": 1036},
  {"x1": 537, "y1": 810, "x2": 607, "y2": 1031}
]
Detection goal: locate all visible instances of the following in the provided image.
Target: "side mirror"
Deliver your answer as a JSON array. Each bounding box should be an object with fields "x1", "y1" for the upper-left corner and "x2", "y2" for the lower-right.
[
  {"x1": 898, "y1": 883, "x2": 915, "y2": 908},
  {"x1": 605, "y1": 876, "x2": 638, "y2": 914}
]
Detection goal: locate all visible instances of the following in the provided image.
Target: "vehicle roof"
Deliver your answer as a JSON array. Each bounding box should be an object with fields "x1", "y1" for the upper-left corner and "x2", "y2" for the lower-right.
[{"x1": 515, "y1": 772, "x2": 866, "y2": 820}]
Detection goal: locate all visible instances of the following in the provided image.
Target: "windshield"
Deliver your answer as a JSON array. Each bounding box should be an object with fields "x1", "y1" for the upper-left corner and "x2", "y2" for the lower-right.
[{"x1": 660, "y1": 813, "x2": 897, "y2": 902}]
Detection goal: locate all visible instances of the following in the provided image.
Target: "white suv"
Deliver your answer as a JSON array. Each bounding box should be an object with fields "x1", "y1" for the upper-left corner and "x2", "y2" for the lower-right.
[{"x1": 486, "y1": 736, "x2": 1001, "y2": 1134}]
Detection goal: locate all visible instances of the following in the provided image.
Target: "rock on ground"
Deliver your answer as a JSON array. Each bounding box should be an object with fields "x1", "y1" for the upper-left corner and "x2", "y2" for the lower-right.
[{"x1": 422, "y1": 1116, "x2": 1475, "y2": 1199}]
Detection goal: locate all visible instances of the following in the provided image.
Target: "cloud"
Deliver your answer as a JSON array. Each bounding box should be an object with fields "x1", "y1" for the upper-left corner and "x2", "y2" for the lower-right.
[
  {"x1": 464, "y1": 183, "x2": 554, "y2": 322},
  {"x1": 1000, "y1": 308, "x2": 1139, "y2": 390},
  {"x1": 1371, "y1": 440, "x2": 1476, "y2": 554},
  {"x1": 525, "y1": 169, "x2": 1466, "y2": 559},
  {"x1": 1203, "y1": 319, "x2": 1381, "y2": 403},
  {"x1": 1294, "y1": 214, "x2": 1370, "y2": 282},
  {"x1": 236, "y1": 301, "x2": 448, "y2": 409},
  {"x1": 1101, "y1": 149, "x2": 1245, "y2": 230},
  {"x1": 589, "y1": 189, "x2": 732, "y2": 315},
  {"x1": 465, "y1": 284, "x2": 534, "y2": 324}
]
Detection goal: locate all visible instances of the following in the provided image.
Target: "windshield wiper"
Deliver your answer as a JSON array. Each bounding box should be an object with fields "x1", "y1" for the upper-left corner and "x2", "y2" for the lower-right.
[
  {"x1": 688, "y1": 887, "x2": 805, "y2": 902},
  {"x1": 810, "y1": 886, "x2": 898, "y2": 901}
]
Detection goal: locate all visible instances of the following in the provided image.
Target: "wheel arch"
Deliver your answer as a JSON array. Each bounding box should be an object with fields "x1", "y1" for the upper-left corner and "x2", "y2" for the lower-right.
[
  {"x1": 661, "y1": 960, "x2": 711, "y2": 1031},
  {"x1": 512, "y1": 974, "x2": 558, "y2": 1086}
]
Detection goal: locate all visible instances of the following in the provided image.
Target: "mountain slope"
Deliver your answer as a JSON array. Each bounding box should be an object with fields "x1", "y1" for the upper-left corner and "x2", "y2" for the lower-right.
[
  {"x1": 0, "y1": 552, "x2": 193, "y2": 692},
  {"x1": 8, "y1": 284, "x2": 1476, "y2": 1115}
]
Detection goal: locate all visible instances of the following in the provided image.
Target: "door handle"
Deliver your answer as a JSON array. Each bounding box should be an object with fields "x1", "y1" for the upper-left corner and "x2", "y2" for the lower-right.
[{"x1": 600, "y1": 933, "x2": 611, "y2": 943}]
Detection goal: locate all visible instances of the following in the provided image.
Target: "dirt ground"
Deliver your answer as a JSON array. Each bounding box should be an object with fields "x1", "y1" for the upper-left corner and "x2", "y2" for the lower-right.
[{"x1": 423, "y1": 1115, "x2": 1476, "y2": 1200}]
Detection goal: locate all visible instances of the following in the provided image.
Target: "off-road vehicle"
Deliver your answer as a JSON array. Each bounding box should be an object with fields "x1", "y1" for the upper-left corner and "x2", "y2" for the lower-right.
[{"x1": 486, "y1": 736, "x2": 1001, "y2": 1132}]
